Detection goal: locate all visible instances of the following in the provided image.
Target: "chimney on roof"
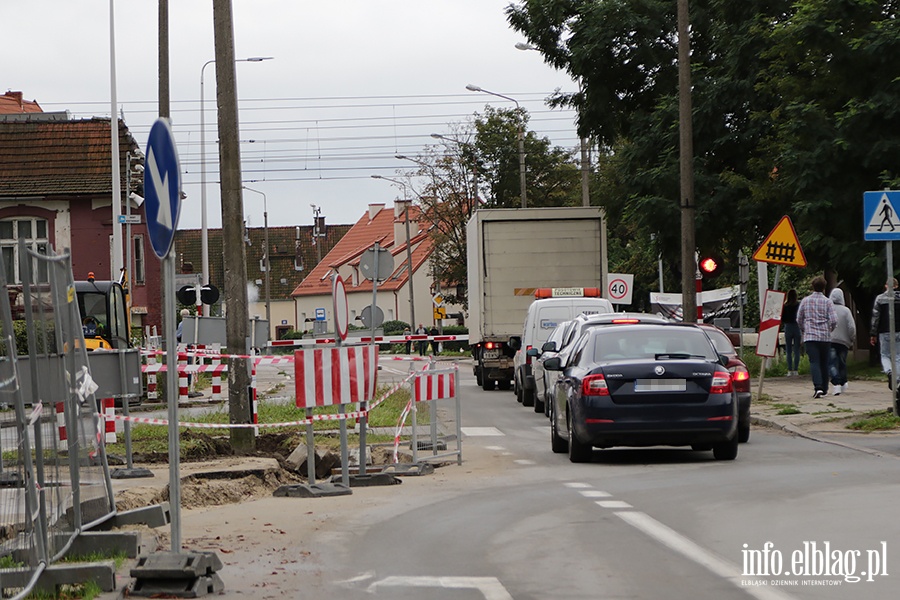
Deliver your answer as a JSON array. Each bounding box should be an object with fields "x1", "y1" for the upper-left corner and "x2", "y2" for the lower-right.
[
  {"x1": 394, "y1": 200, "x2": 414, "y2": 248},
  {"x1": 368, "y1": 203, "x2": 385, "y2": 221},
  {"x1": 6, "y1": 91, "x2": 23, "y2": 111}
]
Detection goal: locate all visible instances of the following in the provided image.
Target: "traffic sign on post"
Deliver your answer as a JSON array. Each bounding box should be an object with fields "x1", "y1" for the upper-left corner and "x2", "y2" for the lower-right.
[
  {"x1": 333, "y1": 275, "x2": 349, "y2": 341},
  {"x1": 606, "y1": 273, "x2": 634, "y2": 305},
  {"x1": 143, "y1": 119, "x2": 182, "y2": 259},
  {"x1": 864, "y1": 191, "x2": 900, "y2": 241},
  {"x1": 752, "y1": 216, "x2": 806, "y2": 267}
]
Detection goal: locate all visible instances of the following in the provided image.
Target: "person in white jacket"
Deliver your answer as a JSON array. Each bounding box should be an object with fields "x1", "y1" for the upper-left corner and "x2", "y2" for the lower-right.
[{"x1": 829, "y1": 288, "x2": 856, "y2": 395}]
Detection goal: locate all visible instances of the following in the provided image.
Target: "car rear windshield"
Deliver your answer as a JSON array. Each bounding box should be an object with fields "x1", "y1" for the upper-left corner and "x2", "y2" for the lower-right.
[
  {"x1": 703, "y1": 328, "x2": 736, "y2": 355},
  {"x1": 592, "y1": 327, "x2": 717, "y2": 361}
]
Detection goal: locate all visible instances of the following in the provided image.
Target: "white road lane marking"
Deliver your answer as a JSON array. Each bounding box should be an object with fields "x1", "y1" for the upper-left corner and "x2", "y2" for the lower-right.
[
  {"x1": 369, "y1": 575, "x2": 514, "y2": 600},
  {"x1": 595, "y1": 500, "x2": 632, "y2": 509},
  {"x1": 580, "y1": 490, "x2": 612, "y2": 498},
  {"x1": 616, "y1": 511, "x2": 797, "y2": 600},
  {"x1": 563, "y1": 482, "x2": 592, "y2": 488},
  {"x1": 462, "y1": 427, "x2": 505, "y2": 436},
  {"x1": 513, "y1": 459, "x2": 536, "y2": 465}
]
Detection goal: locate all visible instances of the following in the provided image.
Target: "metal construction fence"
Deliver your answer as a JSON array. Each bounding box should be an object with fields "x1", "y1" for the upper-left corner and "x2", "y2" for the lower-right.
[{"x1": 1, "y1": 243, "x2": 116, "y2": 599}]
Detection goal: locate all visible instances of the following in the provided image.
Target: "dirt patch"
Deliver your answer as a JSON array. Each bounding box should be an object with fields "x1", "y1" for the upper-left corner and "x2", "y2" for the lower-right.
[
  {"x1": 113, "y1": 437, "x2": 415, "y2": 512},
  {"x1": 115, "y1": 466, "x2": 303, "y2": 512}
]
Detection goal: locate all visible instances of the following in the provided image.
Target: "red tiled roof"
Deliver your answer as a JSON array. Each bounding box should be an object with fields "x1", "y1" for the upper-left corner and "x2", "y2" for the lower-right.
[
  {"x1": 0, "y1": 118, "x2": 141, "y2": 197},
  {"x1": 291, "y1": 203, "x2": 434, "y2": 297},
  {"x1": 0, "y1": 91, "x2": 42, "y2": 114}
]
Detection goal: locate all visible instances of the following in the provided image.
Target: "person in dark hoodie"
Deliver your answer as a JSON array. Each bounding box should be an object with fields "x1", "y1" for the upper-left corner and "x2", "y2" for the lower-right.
[
  {"x1": 870, "y1": 278, "x2": 900, "y2": 392},
  {"x1": 828, "y1": 288, "x2": 856, "y2": 395}
]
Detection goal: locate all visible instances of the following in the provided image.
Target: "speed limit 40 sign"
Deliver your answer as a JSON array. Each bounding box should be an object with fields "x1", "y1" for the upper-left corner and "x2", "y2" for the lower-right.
[{"x1": 607, "y1": 273, "x2": 634, "y2": 305}]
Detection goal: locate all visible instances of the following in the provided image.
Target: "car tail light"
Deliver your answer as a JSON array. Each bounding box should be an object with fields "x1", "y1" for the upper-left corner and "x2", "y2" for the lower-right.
[
  {"x1": 485, "y1": 341, "x2": 501, "y2": 350},
  {"x1": 582, "y1": 374, "x2": 610, "y2": 396},
  {"x1": 610, "y1": 318, "x2": 641, "y2": 324},
  {"x1": 525, "y1": 345, "x2": 532, "y2": 365},
  {"x1": 710, "y1": 370, "x2": 733, "y2": 394},
  {"x1": 730, "y1": 366, "x2": 750, "y2": 389}
]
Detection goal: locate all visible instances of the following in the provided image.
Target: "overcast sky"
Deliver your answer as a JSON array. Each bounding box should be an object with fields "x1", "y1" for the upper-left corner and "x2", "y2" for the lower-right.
[{"x1": 4, "y1": 1, "x2": 580, "y2": 230}]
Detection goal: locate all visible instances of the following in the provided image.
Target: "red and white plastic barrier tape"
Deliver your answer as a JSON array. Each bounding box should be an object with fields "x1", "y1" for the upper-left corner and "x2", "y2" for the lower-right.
[
  {"x1": 106, "y1": 370, "x2": 417, "y2": 430},
  {"x1": 269, "y1": 334, "x2": 467, "y2": 349}
]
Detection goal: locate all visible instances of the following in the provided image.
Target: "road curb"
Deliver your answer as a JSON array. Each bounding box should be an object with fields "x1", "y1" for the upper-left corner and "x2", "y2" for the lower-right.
[{"x1": 751, "y1": 415, "x2": 899, "y2": 459}]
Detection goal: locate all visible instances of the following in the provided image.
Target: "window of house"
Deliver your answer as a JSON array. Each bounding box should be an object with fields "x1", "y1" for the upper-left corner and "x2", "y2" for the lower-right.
[
  {"x1": 133, "y1": 235, "x2": 145, "y2": 285},
  {"x1": 0, "y1": 218, "x2": 49, "y2": 284}
]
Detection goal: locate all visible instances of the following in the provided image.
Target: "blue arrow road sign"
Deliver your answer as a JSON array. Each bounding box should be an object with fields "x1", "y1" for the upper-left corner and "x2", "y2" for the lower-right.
[
  {"x1": 144, "y1": 119, "x2": 182, "y2": 258},
  {"x1": 864, "y1": 191, "x2": 900, "y2": 241}
]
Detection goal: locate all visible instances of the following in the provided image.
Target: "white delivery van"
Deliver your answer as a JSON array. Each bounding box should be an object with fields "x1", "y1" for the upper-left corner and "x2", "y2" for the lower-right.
[{"x1": 512, "y1": 288, "x2": 613, "y2": 406}]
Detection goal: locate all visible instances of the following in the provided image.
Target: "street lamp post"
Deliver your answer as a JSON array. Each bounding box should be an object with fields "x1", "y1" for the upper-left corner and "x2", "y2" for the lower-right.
[
  {"x1": 200, "y1": 56, "x2": 273, "y2": 316},
  {"x1": 371, "y1": 175, "x2": 416, "y2": 329},
  {"x1": 242, "y1": 186, "x2": 270, "y2": 332},
  {"x1": 465, "y1": 84, "x2": 526, "y2": 209}
]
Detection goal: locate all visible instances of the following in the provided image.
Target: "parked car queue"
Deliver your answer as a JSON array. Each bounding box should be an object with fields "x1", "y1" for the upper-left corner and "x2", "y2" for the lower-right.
[{"x1": 505, "y1": 311, "x2": 752, "y2": 463}]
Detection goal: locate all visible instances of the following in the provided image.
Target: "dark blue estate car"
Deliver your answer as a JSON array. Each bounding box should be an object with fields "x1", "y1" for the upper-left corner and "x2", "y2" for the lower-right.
[{"x1": 544, "y1": 322, "x2": 739, "y2": 463}]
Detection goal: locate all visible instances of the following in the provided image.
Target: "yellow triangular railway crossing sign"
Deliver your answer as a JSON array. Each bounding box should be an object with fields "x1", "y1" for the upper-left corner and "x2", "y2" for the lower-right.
[{"x1": 752, "y1": 215, "x2": 807, "y2": 267}]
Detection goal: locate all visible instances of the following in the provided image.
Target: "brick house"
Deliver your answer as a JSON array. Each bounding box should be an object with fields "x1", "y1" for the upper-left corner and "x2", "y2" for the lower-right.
[{"x1": 0, "y1": 94, "x2": 160, "y2": 335}]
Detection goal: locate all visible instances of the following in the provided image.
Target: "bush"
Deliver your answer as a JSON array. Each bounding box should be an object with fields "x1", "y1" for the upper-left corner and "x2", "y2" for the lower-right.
[{"x1": 382, "y1": 320, "x2": 410, "y2": 336}]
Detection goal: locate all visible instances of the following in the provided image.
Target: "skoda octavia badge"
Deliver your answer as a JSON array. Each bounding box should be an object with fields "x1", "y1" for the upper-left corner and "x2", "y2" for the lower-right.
[{"x1": 654, "y1": 366, "x2": 665, "y2": 376}]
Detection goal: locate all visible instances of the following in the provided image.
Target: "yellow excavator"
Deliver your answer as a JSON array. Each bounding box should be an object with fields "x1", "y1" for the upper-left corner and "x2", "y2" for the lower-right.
[{"x1": 75, "y1": 272, "x2": 131, "y2": 351}]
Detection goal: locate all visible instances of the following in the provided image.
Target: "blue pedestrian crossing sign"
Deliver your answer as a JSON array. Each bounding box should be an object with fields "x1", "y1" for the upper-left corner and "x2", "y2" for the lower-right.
[
  {"x1": 143, "y1": 119, "x2": 182, "y2": 258},
  {"x1": 864, "y1": 191, "x2": 900, "y2": 241}
]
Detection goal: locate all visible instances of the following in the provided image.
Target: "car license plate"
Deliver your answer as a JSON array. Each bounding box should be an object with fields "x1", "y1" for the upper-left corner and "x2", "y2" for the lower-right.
[
  {"x1": 484, "y1": 349, "x2": 500, "y2": 359},
  {"x1": 634, "y1": 379, "x2": 686, "y2": 392}
]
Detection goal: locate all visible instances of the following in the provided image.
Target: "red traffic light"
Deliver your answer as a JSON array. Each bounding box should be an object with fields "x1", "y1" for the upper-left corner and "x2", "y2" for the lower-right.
[{"x1": 699, "y1": 255, "x2": 724, "y2": 278}]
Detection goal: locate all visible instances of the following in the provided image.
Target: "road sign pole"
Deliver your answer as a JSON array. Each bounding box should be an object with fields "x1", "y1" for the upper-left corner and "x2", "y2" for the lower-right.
[
  {"x1": 164, "y1": 254, "x2": 182, "y2": 552},
  {"x1": 888, "y1": 243, "x2": 899, "y2": 416}
]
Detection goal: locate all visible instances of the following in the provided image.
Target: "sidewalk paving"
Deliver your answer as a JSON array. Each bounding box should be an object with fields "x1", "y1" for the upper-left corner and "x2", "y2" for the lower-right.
[{"x1": 751, "y1": 373, "x2": 899, "y2": 440}]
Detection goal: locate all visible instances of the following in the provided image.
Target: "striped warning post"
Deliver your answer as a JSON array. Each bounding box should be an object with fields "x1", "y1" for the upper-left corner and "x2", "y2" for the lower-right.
[
  {"x1": 101, "y1": 398, "x2": 117, "y2": 443},
  {"x1": 146, "y1": 353, "x2": 157, "y2": 400},
  {"x1": 177, "y1": 349, "x2": 189, "y2": 401},
  {"x1": 56, "y1": 401, "x2": 67, "y2": 452},
  {"x1": 294, "y1": 345, "x2": 378, "y2": 408},
  {"x1": 211, "y1": 342, "x2": 223, "y2": 400},
  {"x1": 413, "y1": 370, "x2": 456, "y2": 402}
]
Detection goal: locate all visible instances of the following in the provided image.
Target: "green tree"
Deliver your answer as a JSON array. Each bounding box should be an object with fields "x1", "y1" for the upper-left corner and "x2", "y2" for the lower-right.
[
  {"x1": 398, "y1": 109, "x2": 586, "y2": 309},
  {"x1": 755, "y1": 0, "x2": 900, "y2": 314}
]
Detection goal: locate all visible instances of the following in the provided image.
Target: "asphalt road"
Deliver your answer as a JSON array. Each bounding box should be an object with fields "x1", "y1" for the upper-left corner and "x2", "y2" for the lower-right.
[{"x1": 119, "y1": 361, "x2": 900, "y2": 600}]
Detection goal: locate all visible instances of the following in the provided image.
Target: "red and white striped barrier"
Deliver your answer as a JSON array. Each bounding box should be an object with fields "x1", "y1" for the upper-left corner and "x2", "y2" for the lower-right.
[
  {"x1": 413, "y1": 369, "x2": 457, "y2": 403},
  {"x1": 211, "y1": 343, "x2": 223, "y2": 400},
  {"x1": 177, "y1": 350, "x2": 189, "y2": 402},
  {"x1": 56, "y1": 401, "x2": 67, "y2": 452},
  {"x1": 294, "y1": 345, "x2": 378, "y2": 408},
  {"x1": 146, "y1": 353, "x2": 158, "y2": 400},
  {"x1": 101, "y1": 397, "x2": 116, "y2": 443}
]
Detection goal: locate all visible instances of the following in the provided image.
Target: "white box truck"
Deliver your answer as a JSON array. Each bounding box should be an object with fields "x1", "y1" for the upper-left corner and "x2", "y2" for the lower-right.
[{"x1": 466, "y1": 207, "x2": 608, "y2": 391}]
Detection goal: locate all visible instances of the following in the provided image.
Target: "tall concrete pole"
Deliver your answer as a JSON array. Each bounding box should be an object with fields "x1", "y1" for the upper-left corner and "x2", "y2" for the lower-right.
[
  {"x1": 677, "y1": 0, "x2": 698, "y2": 322},
  {"x1": 213, "y1": 0, "x2": 253, "y2": 451}
]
